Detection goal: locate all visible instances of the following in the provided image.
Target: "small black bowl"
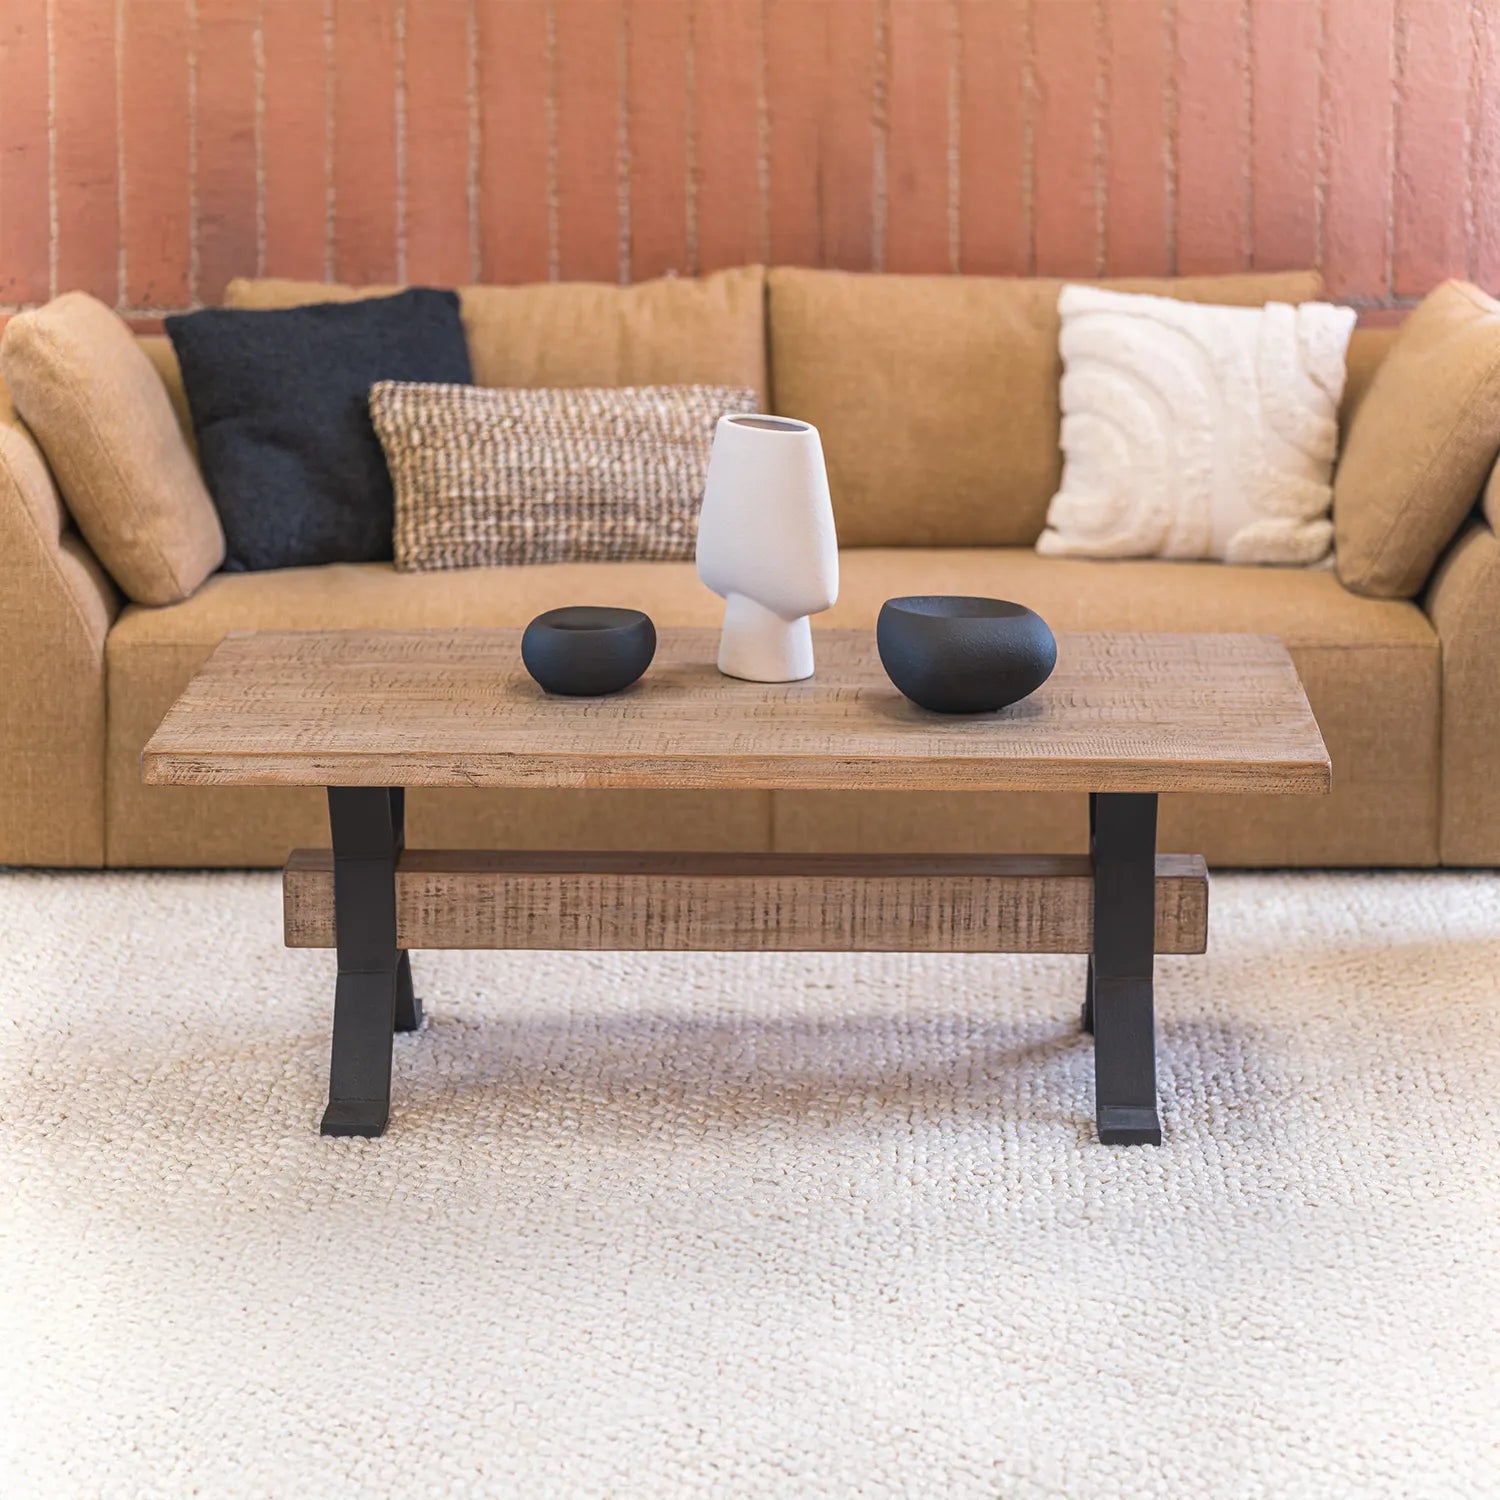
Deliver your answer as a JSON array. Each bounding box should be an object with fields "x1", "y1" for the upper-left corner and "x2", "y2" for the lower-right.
[
  {"x1": 521, "y1": 606, "x2": 657, "y2": 696},
  {"x1": 876, "y1": 596, "x2": 1057, "y2": 714}
]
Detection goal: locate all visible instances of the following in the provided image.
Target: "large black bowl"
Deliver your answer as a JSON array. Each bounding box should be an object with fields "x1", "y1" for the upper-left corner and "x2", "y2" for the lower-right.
[
  {"x1": 521, "y1": 606, "x2": 657, "y2": 696},
  {"x1": 876, "y1": 596, "x2": 1057, "y2": 714}
]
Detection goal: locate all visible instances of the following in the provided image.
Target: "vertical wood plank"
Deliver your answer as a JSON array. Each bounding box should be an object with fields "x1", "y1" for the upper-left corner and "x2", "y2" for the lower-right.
[
  {"x1": 956, "y1": 0, "x2": 1026, "y2": 275},
  {"x1": 626, "y1": 0, "x2": 689, "y2": 279},
  {"x1": 553, "y1": 0, "x2": 623, "y2": 281},
  {"x1": 1249, "y1": 0, "x2": 1320, "y2": 271},
  {"x1": 23, "y1": 0, "x2": 1491, "y2": 317},
  {"x1": 765, "y1": 0, "x2": 826, "y2": 266},
  {"x1": 1174, "y1": 0, "x2": 1249, "y2": 274},
  {"x1": 1393, "y1": 0, "x2": 1469, "y2": 296},
  {"x1": 404, "y1": 0, "x2": 473, "y2": 285},
  {"x1": 1322, "y1": 0, "x2": 1394, "y2": 299},
  {"x1": 53, "y1": 0, "x2": 119, "y2": 301},
  {"x1": 886, "y1": 0, "x2": 953, "y2": 273},
  {"x1": 0, "y1": 0, "x2": 54, "y2": 304},
  {"x1": 122, "y1": 0, "x2": 191, "y2": 307},
  {"x1": 1102, "y1": 0, "x2": 1169, "y2": 276},
  {"x1": 333, "y1": 0, "x2": 399, "y2": 284},
  {"x1": 476, "y1": 0, "x2": 550, "y2": 284},
  {"x1": 820, "y1": 0, "x2": 878, "y2": 270},
  {"x1": 1472, "y1": 0, "x2": 1500, "y2": 290},
  {"x1": 1032, "y1": 0, "x2": 1099, "y2": 277},
  {"x1": 692, "y1": 0, "x2": 763, "y2": 273},
  {"x1": 196, "y1": 0, "x2": 260, "y2": 302},
  {"x1": 262, "y1": 0, "x2": 330, "y2": 282}
]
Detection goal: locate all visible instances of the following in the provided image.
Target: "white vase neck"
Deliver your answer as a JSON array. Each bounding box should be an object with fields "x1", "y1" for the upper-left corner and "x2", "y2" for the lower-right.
[{"x1": 716, "y1": 594, "x2": 815, "y2": 683}]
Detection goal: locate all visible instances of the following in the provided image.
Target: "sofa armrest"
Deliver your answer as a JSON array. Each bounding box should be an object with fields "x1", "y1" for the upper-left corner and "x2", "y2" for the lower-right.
[
  {"x1": 1424, "y1": 504, "x2": 1500, "y2": 865},
  {"x1": 0, "y1": 376, "x2": 120, "y2": 864}
]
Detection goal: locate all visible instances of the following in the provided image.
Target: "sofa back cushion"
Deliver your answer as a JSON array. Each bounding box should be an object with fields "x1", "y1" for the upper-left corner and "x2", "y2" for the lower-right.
[
  {"x1": 767, "y1": 268, "x2": 1324, "y2": 548},
  {"x1": 1334, "y1": 280, "x2": 1500, "y2": 598},
  {"x1": 0, "y1": 292, "x2": 225, "y2": 604},
  {"x1": 224, "y1": 266, "x2": 768, "y2": 400},
  {"x1": 137, "y1": 335, "x2": 197, "y2": 452},
  {"x1": 1340, "y1": 326, "x2": 1399, "y2": 438}
]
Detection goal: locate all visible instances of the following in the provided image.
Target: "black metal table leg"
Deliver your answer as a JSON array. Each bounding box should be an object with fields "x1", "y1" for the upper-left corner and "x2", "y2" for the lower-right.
[
  {"x1": 394, "y1": 950, "x2": 423, "y2": 1033},
  {"x1": 321, "y1": 786, "x2": 418, "y2": 1137},
  {"x1": 1088, "y1": 791, "x2": 1162, "y2": 1145}
]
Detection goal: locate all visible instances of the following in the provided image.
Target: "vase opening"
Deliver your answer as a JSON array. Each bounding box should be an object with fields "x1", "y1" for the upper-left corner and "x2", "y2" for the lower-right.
[
  {"x1": 538, "y1": 607, "x2": 641, "y2": 633},
  {"x1": 725, "y1": 415, "x2": 810, "y2": 433},
  {"x1": 886, "y1": 595, "x2": 1032, "y2": 622}
]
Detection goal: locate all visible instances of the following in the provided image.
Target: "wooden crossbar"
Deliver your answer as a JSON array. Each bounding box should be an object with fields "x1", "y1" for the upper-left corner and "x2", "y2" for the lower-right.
[{"x1": 283, "y1": 849, "x2": 1209, "y2": 955}]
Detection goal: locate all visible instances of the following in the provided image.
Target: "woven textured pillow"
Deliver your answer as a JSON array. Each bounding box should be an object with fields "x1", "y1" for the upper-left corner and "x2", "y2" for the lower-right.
[
  {"x1": 1038, "y1": 285, "x2": 1356, "y2": 565},
  {"x1": 370, "y1": 381, "x2": 758, "y2": 571}
]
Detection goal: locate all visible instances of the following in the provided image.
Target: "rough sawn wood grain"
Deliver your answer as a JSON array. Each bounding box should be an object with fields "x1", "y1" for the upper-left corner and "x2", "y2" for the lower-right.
[
  {"x1": 282, "y1": 849, "x2": 1211, "y2": 955},
  {"x1": 143, "y1": 628, "x2": 1331, "y2": 796}
]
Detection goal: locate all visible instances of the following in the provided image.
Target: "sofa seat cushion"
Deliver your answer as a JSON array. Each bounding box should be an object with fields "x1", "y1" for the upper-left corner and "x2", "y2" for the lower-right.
[
  {"x1": 107, "y1": 550, "x2": 1437, "y2": 868},
  {"x1": 106, "y1": 547, "x2": 1434, "y2": 650},
  {"x1": 768, "y1": 268, "x2": 1326, "y2": 549},
  {"x1": 826, "y1": 549, "x2": 1435, "y2": 647},
  {"x1": 816, "y1": 554, "x2": 1436, "y2": 867},
  {"x1": 110, "y1": 558, "x2": 727, "y2": 644}
]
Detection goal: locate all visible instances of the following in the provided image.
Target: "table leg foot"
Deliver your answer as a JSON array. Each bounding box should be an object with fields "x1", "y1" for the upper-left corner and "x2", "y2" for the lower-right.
[
  {"x1": 1096, "y1": 1105, "x2": 1162, "y2": 1146},
  {"x1": 321, "y1": 1098, "x2": 391, "y2": 1138}
]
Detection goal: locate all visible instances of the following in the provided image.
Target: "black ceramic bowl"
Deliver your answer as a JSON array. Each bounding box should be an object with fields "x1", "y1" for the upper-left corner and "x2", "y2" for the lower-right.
[
  {"x1": 876, "y1": 596, "x2": 1057, "y2": 714},
  {"x1": 521, "y1": 606, "x2": 657, "y2": 696}
]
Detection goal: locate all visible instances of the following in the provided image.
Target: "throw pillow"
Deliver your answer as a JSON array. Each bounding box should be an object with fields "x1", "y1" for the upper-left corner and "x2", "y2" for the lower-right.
[
  {"x1": 165, "y1": 289, "x2": 472, "y2": 571},
  {"x1": 0, "y1": 291, "x2": 225, "y2": 604},
  {"x1": 1334, "y1": 280, "x2": 1500, "y2": 598},
  {"x1": 1037, "y1": 285, "x2": 1356, "y2": 564},
  {"x1": 369, "y1": 381, "x2": 758, "y2": 571}
]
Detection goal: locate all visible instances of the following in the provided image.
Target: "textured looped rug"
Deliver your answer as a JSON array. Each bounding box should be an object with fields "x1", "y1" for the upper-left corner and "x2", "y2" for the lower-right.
[{"x1": 3, "y1": 871, "x2": 1498, "y2": 1499}]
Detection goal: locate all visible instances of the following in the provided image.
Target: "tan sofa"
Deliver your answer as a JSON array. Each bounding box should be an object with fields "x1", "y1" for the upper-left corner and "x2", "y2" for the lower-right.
[{"x1": 2, "y1": 266, "x2": 1495, "y2": 869}]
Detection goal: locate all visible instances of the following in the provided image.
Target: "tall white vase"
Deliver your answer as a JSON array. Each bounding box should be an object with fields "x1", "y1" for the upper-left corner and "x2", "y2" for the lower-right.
[{"x1": 695, "y1": 414, "x2": 839, "y2": 682}]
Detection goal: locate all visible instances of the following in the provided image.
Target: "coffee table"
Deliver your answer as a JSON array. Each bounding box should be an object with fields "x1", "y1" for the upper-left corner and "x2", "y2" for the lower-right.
[{"x1": 142, "y1": 628, "x2": 1329, "y2": 1145}]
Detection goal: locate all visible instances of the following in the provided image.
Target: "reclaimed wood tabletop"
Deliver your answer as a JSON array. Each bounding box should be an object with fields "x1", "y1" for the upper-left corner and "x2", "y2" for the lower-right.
[{"x1": 142, "y1": 627, "x2": 1331, "y2": 796}]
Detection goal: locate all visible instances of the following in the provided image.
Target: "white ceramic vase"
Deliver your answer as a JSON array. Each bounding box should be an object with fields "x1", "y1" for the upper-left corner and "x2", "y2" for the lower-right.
[{"x1": 695, "y1": 414, "x2": 839, "y2": 682}]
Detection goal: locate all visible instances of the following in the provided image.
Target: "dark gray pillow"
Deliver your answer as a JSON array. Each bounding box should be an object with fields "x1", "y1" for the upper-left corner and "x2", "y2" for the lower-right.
[{"x1": 166, "y1": 289, "x2": 472, "y2": 571}]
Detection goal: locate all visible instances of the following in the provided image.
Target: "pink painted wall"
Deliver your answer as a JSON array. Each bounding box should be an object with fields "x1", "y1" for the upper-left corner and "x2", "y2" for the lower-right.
[{"x1": 1, "y1": 0, "x2": 1496, "y2": 322}]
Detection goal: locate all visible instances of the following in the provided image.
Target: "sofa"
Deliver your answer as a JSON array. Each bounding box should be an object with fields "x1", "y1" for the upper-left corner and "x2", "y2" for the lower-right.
[{"x1": 2, "y1": 265, "x2": 1496, "y2": 870}]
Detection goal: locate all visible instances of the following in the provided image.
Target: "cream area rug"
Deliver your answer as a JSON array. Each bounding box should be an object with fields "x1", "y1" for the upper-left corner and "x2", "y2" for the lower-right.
[{"x1": 2, "y1": 870, "x2": 1497, "y2": 1499}]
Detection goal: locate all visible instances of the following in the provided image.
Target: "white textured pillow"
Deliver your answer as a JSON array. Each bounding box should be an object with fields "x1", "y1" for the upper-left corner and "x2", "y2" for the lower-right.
[{"x1": 1037, "y1": 285, "x2": 1356, "y2": 564}]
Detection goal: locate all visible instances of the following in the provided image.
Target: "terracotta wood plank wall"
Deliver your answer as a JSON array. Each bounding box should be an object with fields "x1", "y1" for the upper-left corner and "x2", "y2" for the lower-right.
[{"x1": 2, "y1": 0, "x2": 1497, "y2": 322}]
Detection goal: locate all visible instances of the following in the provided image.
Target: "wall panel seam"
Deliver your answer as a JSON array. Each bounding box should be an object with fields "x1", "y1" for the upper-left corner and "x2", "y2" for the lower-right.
[
  {"x1": 113, "y1": 0, "x2": 125, "y2": 306},
  {"x1": 1164, "y1": 0, "x2": 1178, "y2": 276}
]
